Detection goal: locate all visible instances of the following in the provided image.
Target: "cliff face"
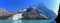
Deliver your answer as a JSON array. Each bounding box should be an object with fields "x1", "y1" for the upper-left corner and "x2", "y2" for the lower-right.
[
  {"x1": 22, "y1": 8, "x2": 39, "y2": 20},
  {"x1": 0, "y1": 8, "x2": 7, "y2": 16},
  {"x1": 0, "y1": 8, "x2": 8, "y2": 20},
  {"x1": 36, "y1": 3, "x2": 56, "y2": 19},
  {"x1": 22, "y1": 7, "x2": 48, "y2": 20}
]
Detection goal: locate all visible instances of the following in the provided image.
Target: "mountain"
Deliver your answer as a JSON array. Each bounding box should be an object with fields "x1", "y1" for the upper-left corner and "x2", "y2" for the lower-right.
[
  {"x1": 22, "y1": 7, "x2": 49, "y2": 20},
  {"x1": 36, "y1": 3, "x2": 57, "y2": 19}
]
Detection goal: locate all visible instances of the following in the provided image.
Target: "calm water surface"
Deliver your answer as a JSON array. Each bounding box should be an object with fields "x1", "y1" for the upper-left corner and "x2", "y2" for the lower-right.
[{"x1": 0, "y1": 20, "x2": 56, "y2": 23}]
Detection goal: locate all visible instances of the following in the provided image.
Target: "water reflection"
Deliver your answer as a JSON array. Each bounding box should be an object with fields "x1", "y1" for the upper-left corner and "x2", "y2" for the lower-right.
[
  {"x1": 13, "y1": 20, "x2": 22, "y2": 23},
  {"x1": 0, "y1": 20, "x2": 56, "y2": 23}
]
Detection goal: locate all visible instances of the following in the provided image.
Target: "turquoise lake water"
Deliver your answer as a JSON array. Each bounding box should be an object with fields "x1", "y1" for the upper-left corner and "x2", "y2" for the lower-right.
[{"x1": 0, "y1": 20, "x2": 56, "y2": 23}]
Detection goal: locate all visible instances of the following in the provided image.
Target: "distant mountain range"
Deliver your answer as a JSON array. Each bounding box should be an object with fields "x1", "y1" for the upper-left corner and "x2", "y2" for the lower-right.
[{"x1": 36, "y1": 3, "x2": 57, "y2": 19}]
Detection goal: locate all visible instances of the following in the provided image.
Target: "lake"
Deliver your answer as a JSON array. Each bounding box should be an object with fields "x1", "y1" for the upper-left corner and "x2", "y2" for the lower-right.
[{"x1": 0, "y1": 20, "x2": 56, "y2": 23}]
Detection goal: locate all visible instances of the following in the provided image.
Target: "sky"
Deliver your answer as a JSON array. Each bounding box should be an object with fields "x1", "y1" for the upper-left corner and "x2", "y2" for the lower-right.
[{"x1": 0, "y1": 0, "x2": 60, "y2": 15}]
